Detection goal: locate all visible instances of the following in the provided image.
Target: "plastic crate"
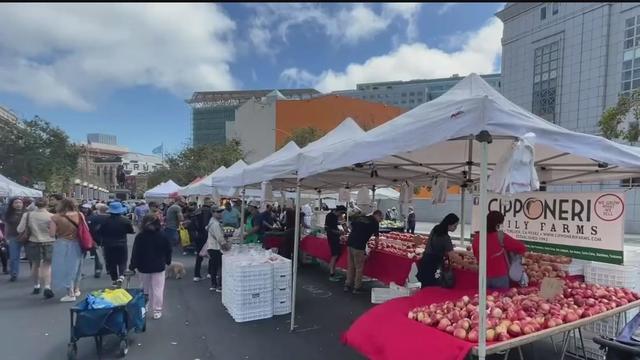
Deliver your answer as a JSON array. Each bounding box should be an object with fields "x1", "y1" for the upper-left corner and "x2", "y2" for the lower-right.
[
  {"x1": 584, "y1": 262, "x2": 640, "y2": 291},
  {"x1": 228, "y1": 305, "x2": 274, "y2": 322},
  {"x1": 273, "y1": 297, "x2": 291, "y2": 315},
  {"x1": 371, "y1": 287, "x2": 410, "y2": 304}
]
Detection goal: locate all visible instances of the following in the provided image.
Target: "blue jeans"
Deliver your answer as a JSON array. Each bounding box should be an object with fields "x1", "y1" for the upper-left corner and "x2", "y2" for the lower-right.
[
  {"x1": 51, "y1": 239, "x2": 83, "y2": 291},
  {"x1": 9, "y1": 237, "x2": 23, "y2": 277},
  {"x1": 164, "y1": 228, "x2": 179, "y2": 247}
]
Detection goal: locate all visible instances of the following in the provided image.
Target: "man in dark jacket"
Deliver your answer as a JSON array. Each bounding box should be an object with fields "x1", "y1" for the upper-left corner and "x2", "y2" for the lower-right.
[
  {"x1": 86, "y1": 203, "x2": 108, "y2": 278},
  {"x1": 192, "y1": 198, "x2": 213, "y2": 282},
  {"x1": 344, "y1": 210, "x2": 382, "y2": 295},
  {"x1": 97, "y1": 202, "x2": 134, "y2": 287}
]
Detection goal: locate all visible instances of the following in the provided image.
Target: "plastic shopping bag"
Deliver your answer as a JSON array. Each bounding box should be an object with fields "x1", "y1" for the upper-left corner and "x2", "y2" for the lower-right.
[
  {"x1": 92, "y1": 288, "x2": 133, "y2": 306},
  {"x1": 179, "y1": 226, "x2": 191, "y2": 247}
]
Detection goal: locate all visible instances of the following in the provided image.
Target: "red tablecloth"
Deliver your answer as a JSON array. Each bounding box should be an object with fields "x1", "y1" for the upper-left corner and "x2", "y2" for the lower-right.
[
  {"x1": 263, "y1": 236, "x2": 284, "y2": 251},
  {"x1": 300, "y1": 235, "x2": 479, "y2": 287},
  {"x1": 342, "y1": 287, "x2": 475, "y2": 360}
]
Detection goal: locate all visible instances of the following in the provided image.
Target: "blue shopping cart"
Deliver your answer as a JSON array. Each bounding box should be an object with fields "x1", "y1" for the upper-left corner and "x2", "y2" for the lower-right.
[
  {"x1": 67, "y1": 272, "x2": 146, "y2": 359},
  {"x1": 593, "y1": 311, "x2": 640, "y2": 360}
]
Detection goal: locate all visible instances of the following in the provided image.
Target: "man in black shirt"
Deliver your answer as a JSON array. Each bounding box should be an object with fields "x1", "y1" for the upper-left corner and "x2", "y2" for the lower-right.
[
  {"x1": 344, "y1": 210, "x2": 383, "y2": 294},
  {"x1": 325, "y1": 205, "x2": 347, "y2": 282}
]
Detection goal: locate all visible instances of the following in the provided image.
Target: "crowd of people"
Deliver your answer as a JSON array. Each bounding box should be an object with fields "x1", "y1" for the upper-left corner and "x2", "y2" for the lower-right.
[{"x1": 0, "y1": 192, "x2": 526, "y2": 321}]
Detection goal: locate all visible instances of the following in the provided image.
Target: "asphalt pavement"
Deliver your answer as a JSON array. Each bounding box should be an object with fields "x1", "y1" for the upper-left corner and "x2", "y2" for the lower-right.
[{"x1": 0, "y1": 236, "x2": 581, "y2": 360}]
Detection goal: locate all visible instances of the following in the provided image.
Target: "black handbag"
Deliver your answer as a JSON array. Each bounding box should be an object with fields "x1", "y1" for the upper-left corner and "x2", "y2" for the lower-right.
[{"x1": 437, "y1": 255, "x2": 456, "y2": 289}]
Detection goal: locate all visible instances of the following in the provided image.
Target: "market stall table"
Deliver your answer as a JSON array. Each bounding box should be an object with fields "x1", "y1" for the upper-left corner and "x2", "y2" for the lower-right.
[
  {"x1": 343, "y1": 286, "x2": 640, "y2": 360},
  {"x1": 300, "y1": 235, "x2": 478, "y2": 288}
]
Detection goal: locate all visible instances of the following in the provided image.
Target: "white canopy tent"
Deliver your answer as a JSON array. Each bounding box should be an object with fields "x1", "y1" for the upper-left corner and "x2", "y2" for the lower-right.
[
  {"x1": 178, "y1": 166, "x2": 229, "y2": 197},
  {"x1": 143, "y1": 180, "x2": 182, "y2": 199},
  {"x1": 0, "y1": 174, "x2": 43, "y2": 198},
  {"x1": 295, "y1": 74, "x2": 640, "y2": 359}
]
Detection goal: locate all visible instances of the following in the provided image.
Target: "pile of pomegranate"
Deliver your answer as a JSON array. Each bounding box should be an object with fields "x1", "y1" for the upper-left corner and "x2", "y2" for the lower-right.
[{"x1": 408, "y1": 281, "x2": 639, "y2": 343}]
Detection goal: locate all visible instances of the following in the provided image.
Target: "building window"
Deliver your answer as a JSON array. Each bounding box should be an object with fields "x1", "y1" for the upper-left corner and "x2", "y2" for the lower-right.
[
  {"x1": 532, "y1": 41, "x2": 560, "y2": 122},
  {"x1": 409, "y1": 92, "x2": 415, "y2": 96},
  {"x1": 552, "y1": 3, "x2": 559, "y2": 16},
  {"x1": 540, "y1": 6, "x2": 547, "y2": 21},
  {"x1": 401, "y1": 92, "x2": 407, "y2": 97},
  {"x1": 622, "y1": 16, "x2": 640, "y2": 96}
]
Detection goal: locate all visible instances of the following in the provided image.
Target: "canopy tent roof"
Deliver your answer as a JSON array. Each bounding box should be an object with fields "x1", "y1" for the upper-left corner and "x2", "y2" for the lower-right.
[
  {"x1": 351, "y1": 187, "x2": 400, "y2": 201},
  {"x1": 144, "y1": 180, "x2": 182, "y2": 198},
  {"x1": 0, "y1": 174, "x2": 43, "y2": 198},
  {"x1": 298, "y1": 73, "x2": 640, "y2": 186},
  {"x1": 178, "y1": 166, "x2": 226, "y2": 197},
  {"x1": 213, "y1": 118, "x2": 417, "y2": 191}
]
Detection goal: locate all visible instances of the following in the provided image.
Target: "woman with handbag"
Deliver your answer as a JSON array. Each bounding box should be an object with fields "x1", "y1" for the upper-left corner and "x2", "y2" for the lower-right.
[
  {"x1": 416, "y1": 213, "x2": 459, "y2": 288},
  {"x1": 129, "y1": 214, "x2": 172, "y2": 320},
  {"x1": 4, "y1": 197, "x2": 25, "y2": 282},
  {"x1": 50, "y1": 198, "x2": 85, "y2": 302},
  {"x1": 472, "y1": 211, "x2": 527, "y2": 289},
  {"x1": 17, "y1": 197, "x2": 54, "y2": 298}
]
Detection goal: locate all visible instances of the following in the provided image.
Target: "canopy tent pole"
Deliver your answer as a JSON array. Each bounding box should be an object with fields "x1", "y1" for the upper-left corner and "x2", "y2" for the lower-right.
[
  {"x1": 290, "y1": 181, "x2": 302, "y2": 332},
  {"x1": 476, "y1": 130, "x2": 492, "y2": 360},
  {"x1": 317, "y1": 189, "x2": 322, "y2": 210},
  {"x1": 459, "y1": 137, "x2": 474, "y2": 245},
  {"x1": 240, "y1": 187, "x2": 246, "y2": 241},
  {"x1": 371, "y1": 185, "x2": 377, "y2": 212}
]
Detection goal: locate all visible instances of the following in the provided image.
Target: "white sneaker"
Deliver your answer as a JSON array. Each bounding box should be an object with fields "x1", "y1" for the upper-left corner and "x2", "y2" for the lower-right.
[
  {"x1": 193, "y1": 277, "x2": 202, "y2": 282},
  {"x1": 60, "y1": 295, "x2": 76, "y2": 303},
  {"x1": 206, "y1": 274, "x2": 211, "y2": 279},
  {"x1": 74, "y1": 289, "x2": 81, "y2": 297},
  {"x1": 209, "y1": 287, "x2": 215, "y2": 291}
]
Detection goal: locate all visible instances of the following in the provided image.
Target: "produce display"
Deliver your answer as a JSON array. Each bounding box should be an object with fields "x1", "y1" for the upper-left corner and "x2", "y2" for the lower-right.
[
  {"x1": 223, "y1": 226, "x2": 236, "y2": 237},
  {"x1": 407, "y1": 281, "x2": 640, "y2": 343},
  {"x1": 380, "y1": 220, "x2": 404, "y2": 229},
  {"x1": 365, "y1": 232, "x2": 428, "y2": 260},
  {"x1": 450, "y1": 250, "x2": 572, "y2": 282}
]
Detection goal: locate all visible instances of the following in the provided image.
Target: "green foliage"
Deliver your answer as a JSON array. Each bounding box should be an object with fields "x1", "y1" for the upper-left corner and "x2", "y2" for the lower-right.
[
  {"x1": 281, "y1": 127, "x2": 325, "y2": 148},
  {"x1": 598, "y1": 89, "x2": 640, "y2": 143},
  {"x1": 147, "y1": 140, "x2": 244, "y2": 188},
  {"x1": 0, "y1": 116, "x2": 80, "y2": 194}
]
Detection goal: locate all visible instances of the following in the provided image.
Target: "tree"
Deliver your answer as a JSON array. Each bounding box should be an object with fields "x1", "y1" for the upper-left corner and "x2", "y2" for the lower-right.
[
  {"x1": 146, "y1": 140, "x2": 244, "y2": 189},
  {"x1": 0, "y1": 116, "x2": 80, "y2": 194},
  {"x1": 281, "y1": 127, "x2": 324, "y2": 148},
  {"x1": 598, "y1": 89, "x2": 640, "y2": 144}
]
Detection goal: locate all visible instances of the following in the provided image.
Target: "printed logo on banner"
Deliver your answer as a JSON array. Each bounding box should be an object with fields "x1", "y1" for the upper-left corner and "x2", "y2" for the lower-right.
[{"x1": 594, "y1": 193, "x2": 624, "y2": 222}]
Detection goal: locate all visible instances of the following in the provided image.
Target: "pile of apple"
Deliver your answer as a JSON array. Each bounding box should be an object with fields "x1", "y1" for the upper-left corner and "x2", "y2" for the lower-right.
[
  {"x1": 408, "y1": 281, "x2": 639, "y2": 343},
  {"x1": 450, "y1": 250, "x2": 479, "y2": 271},
  {"x1": 366, "y1": 236, "x2": 426, "y2": 260}
]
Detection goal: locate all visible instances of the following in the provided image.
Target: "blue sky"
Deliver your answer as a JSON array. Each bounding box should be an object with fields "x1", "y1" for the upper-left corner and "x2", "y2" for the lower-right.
[{"x1": 0, "y1": 3, "x2": 504, "y2": 154}]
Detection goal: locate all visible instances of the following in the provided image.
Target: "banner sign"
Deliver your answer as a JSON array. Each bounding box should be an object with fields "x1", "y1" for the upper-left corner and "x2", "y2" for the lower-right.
[{"x1": 472, "y1": 192, "x2": 625, "y2": 264}]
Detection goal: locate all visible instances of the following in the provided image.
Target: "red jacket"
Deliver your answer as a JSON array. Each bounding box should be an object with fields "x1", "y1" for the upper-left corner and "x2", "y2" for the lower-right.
[{"x1": 472, "y1": 231, "x2": 527, "y2": 278}]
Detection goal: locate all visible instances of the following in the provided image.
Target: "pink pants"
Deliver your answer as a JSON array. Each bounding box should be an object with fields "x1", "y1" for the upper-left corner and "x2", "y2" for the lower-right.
[{"x1": 140, "y1": 271, "x2": 165, "y2": 312}]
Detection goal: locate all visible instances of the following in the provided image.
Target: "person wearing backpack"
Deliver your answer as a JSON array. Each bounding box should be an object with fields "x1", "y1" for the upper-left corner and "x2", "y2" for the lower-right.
[{"x1": 472, "y1": 211, "x2": 527, "y2": 289}]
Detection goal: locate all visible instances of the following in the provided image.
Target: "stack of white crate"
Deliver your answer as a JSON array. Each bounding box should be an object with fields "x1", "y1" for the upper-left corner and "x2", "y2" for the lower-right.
[
  {"x1": 222, "y1": 253, "x2": 274, "y2": 323},
  {"x1": 271, "y1": 256, "x2": 292, "y2": 315},
  {"x1": 577, "y1": 261, "x2": 640, "y2": 359}
]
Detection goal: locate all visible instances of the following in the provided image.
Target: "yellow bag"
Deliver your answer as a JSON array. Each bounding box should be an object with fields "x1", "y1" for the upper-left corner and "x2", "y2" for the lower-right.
[
  {"x1": 97, "y1": 288, "x2": 133, "y2": 306},
  {"x1": 179, "y1": 226, "x2": 191, "y2": 247}
]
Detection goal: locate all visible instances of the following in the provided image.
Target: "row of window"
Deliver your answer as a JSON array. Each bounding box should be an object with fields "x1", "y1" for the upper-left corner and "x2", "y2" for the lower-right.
[
  {"x1": 540, "y1": 3, "x2": 559, "y2": 21},
  {"x1": 622, "y1": 16, "x2": 640, "y2": 96}
]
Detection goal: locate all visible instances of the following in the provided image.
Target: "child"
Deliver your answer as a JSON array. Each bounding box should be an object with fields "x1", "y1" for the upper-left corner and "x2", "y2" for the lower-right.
[{"x1": 129, "y1": 214, "x2": 172, "y2": 320}]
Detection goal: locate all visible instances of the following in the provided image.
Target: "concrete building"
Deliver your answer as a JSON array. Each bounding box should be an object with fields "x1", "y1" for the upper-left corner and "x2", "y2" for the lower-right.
[
  {"x1": 87, "y1": 133, "x2": 117, "y2": 146},
  {"x1": 230, "y1": 93, "x2": 405, "y2": 163},
  {"x1": 497, "y1": 2, "x2": 640, "y2": 134},
  {"x1": 187, "y1": 89, "x2": 321, "y2": 147},
  {"x1": 121, "y1": 153, "x2": 163, "y2": 176},
  {"x1": 76, "y1": 142, "x2": 129, "y2": 191},
  {"x1": 334, "y1": 74, "x2": 502, "y2": 109}
]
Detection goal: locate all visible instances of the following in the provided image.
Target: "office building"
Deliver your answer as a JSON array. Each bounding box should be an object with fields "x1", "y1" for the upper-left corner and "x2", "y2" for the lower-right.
[
  {"x1": 187, "y1": 89, "x2": 321, "y2": 147},
  {"x1": 87, "y1": 133, "x2": 117, "y2": 145},
  {"x1": 230, "y1": 93, "x2": 405, "y2": 163},
  {"x1": 497, "y1": 2, "x2": 640, "y2": 134},
  {"x1": 333, "y1": 74, "x2": 502, "y2": 109}
]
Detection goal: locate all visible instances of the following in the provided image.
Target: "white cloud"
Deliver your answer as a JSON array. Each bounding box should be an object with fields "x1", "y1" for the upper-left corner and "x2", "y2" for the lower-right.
[
  {"x1": 280, "y1": 18, "x2": 503, "y2": 92},
  {"x1": 0, "y1": 3, "x2": 237, "y2": 110},
  {"x1": 247, "y1": 3, "x2": 422, "y2": 55},
  {"x1": 438, "y1": 3, "x2": 457, "y2": 15}
]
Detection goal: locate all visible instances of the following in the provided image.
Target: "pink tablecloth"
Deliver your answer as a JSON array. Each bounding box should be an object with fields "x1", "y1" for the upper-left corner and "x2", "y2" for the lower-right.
[{"x1": 342, "y1": 287, "x2": 475, "y2": 360}]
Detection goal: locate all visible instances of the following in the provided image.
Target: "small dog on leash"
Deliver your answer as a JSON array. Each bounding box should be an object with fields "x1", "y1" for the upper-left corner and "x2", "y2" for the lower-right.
[{"x1": 166, "y1": 262, "x2": 186, "y2": 280}]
